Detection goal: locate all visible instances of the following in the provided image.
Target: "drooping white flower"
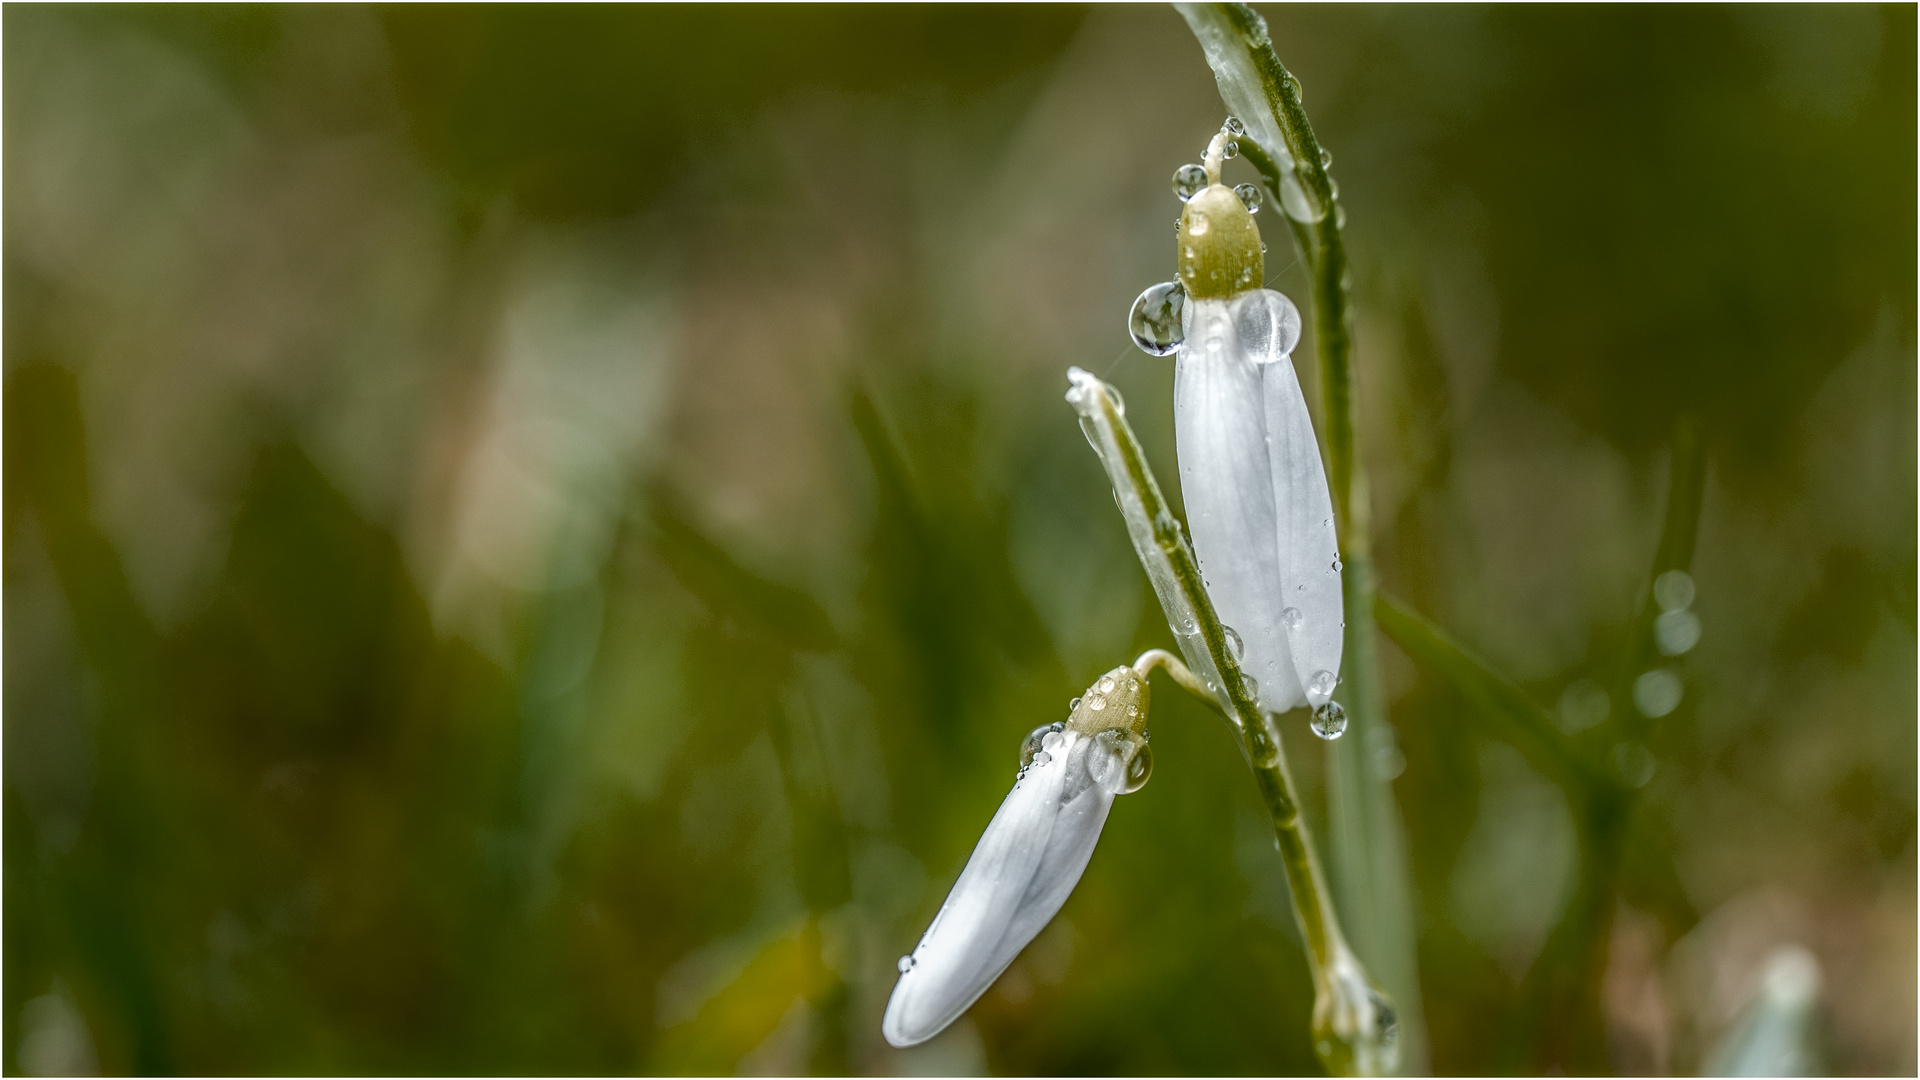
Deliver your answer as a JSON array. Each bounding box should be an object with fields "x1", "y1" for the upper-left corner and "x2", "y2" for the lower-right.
[
  {"x1": 882, "y1": 667, "x2": 1152, "y2": 1048},
  {"x1": 1145, "y1": 128, "x2": 1344, "y2": 716}
]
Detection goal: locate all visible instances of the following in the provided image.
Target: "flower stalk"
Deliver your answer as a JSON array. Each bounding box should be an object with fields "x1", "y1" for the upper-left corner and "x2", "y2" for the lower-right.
[
  {"x1": 1066, "y1": 369, "x2": 1395, "y2": 1076},
  {"x1": 1175, "y1": 4, "x2": 1424, "y2": 1070}
]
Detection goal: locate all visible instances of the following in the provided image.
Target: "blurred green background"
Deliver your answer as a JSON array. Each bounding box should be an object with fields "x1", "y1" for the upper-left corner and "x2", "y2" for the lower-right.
[{"x1": 4, "y1": 4, "x2": 1913, "y2": 1075}]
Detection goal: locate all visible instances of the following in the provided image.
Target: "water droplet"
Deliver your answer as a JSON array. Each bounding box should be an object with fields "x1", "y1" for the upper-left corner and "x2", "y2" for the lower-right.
[
  {"x1": 1042, "y1": 731, "x2": 1065, "y2": 753},
  {"x1": 1098, "y1": 676, "x2": 1115, "y2": 693},
  {"x1": 1655, "y1": 608, "x2": 1701, "y2": 655},
  {"x1": 1654, "y1": 569, "x2": 1695, "y2": 612},
  {"x1": 898, "y1": 955, "x2": 916, "y2": 973},
  {"x1": 1090, "y1": 730, "x2": 1153, "y2": 794},
  {"x1": 1032, "y1": 750, "x2": 1052, "y2": 766},
  {"x1": 1633, "y1": 669, "x2": 1683, "y2": 718},
  {"x1": 1281, "y1": 607, "x2": 1303, "y2": 630},
  {"x1": 1232, "y1": 182, "x2": 1264, "y2": 214},
  {"x1": 1224, "y1": 116, "x2": 1245, "y2": 135},
  {"x1": 1279, "y1": 172, "x2": 1325, "y2": 223},
  {"x1": 1172, "y1": 163, "x2": 1209, "y2": 201},
  {"x1": 1556, "y1": 680, "x2": 1609, "y2": 733},
  {"x1": 1332, "y1": 558, "x2": 1343, "y2": 572},
  {"x1": 1242, "y1": 674, "x2": 1259, "y2": 700},
  {"x1": 1369, "y1": 989, "x2": 1398, "y2": 1048},
  {"x1": 1614, "y1": 742, "x2": 1656, "y2": 787},
  {"x1": 1311, "y1": 700, "x2": 1348, "y2": 740},
  {"x1": 1222, "y1": 139, "x2": 1239, "y2": 159},
  {"x1": 1260, "y1": 241, "x2": 1268, "y2": 253},
  {"x1": 1222, "y1": 625, "x2": 1245, "y2": 660},
  {"x1": 1319, "y1": 147, "x2": 1333, "y2": 167},
  {"x1": 1128, "y1": 280, "x2": 1186, "y2": 356},
  {"x1": 1309, "y1": 670, "x2": 1338, "y2": 698},
  {"x1": 1089, "y1": 695, "x2": 1107, "y2": 711},
  {"x1": 1232, "y1": 289, "x2": 1302, "y2": 364},
  {"x1": 1051, "y1": 722, "x2": 1065, "y2": 733},
  {"x1": 1019, "y1": 723, "x2": 1054, "y2": 767},
  {"x1": 1070, "y1": 697, "x2": 1082, "y2": 710}
]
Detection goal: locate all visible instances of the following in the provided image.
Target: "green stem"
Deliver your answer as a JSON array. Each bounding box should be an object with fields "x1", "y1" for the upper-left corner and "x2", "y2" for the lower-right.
[
  {"x1": 1177, "y1": 5, "x2": 1423, "y2": 1070},
  {"x1": 1067, "y1": 371, "x2": 1392, "y2": 1075}
]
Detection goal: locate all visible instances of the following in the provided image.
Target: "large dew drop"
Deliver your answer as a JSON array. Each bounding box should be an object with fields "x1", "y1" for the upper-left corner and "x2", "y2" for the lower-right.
[
  {"x1": 1311, "y1": 700, "x2": 1348, "y2": 740},
  {"x1": 1233, "y1": 182, "x2": 1264, "y2": 214},
  {"x1": 1129, "y1": 280, "x2": 1187, "y2": 356},
  {"x1": 1172, "y1": 163, "x2": 1209, "y2": 202},
  {"x1": 1308, "y1": 669, "x2": 1339, "y2": 699}
]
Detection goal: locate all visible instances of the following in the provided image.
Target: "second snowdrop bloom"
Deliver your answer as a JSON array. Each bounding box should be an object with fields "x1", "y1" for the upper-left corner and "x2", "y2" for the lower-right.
[
  {"x1": 882, "y1": 667, "x2": 1153, "y2": 1048},
  {"x1": 1134, "y1": 125, "x2": 1344, "y2": 725}
]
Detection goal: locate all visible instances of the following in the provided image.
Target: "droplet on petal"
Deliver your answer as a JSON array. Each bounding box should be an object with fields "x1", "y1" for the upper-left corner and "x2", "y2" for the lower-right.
[
  {"x1": 1309, "y1": 670, "x2": 1338, "y2": 698},
  {"x1": 1311, "y1": 700, "x2": 1347, "y2": 740},
  {"x1": 1231, "y1": 289, "x2": 1302, "y2": 366},
  {"x1": 1129, "y1": 281, "x2": 1187, "y2": 356},
  {"x1": 1018, "y1": 724, "x2": 1054, "y2": 767},
  {"x1": 1281, "y1": 607, "x2": 1304, "y2": 630},
  {"x1": 1090, "y1": 730, "x2": 1153, "y2": 794}
]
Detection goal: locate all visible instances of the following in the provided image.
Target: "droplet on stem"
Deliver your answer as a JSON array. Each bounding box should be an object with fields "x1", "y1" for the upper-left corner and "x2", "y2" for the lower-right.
[
  {"x1": 1172, "y1": 163, "x2": 1209, "y2": 202},
  {"x1": 1222, "y1": 625, "x2": 1245, "y2": 660}
]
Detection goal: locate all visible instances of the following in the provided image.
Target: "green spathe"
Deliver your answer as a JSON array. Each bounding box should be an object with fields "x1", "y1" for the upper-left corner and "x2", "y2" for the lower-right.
[
  {"x1": 1178, "y1": 182, "x2": 1264, "y2": 300},
  {"x1": 1064, "y1": 665, "x2": 1150, "y2": 739}
]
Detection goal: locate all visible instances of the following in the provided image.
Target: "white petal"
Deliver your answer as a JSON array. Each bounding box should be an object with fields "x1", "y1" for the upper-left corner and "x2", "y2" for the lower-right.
[
  {"x1": 1248, "y1": 300, "x2": 1343, "y2": 707},
  {"x1": 985, "y1": 735, "x2": 1114, "y2": 975},
  {"x1": 882, "y1": 731, "x2": 1114, "y2": 1047},
  {"x1": 1175, "y1": 297, "x2": 1306, "y2": 710}
]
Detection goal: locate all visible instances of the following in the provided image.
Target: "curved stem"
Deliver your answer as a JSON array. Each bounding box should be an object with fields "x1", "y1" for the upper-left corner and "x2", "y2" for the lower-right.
[{"x1": 1133, "y1": 648, "x2": 1223, "y2": 713}]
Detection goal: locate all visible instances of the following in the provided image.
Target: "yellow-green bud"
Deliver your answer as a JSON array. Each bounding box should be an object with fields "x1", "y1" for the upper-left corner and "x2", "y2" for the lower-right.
[{"x1": 1178, "y1": 183, "x2": 1265, "y2": 300}]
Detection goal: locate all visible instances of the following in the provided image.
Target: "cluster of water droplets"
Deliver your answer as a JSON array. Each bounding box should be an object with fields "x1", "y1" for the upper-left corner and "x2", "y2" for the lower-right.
[
  {"x1": 1652, "y1": 568, "x2": 1701, "y2": 657},
  {"x1": 1307, "y1": 668, "x2": 1346, "y2": 740}
]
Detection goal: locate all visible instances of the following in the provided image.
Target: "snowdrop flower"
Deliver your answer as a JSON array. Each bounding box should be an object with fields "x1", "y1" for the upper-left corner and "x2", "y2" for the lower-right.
[
  {"x1": 882, "y1": 666, "x2": 1153, "y2": 1048},
  {"x1": 1131, "y1": 125, "x2": 1344, "y2": 726}
]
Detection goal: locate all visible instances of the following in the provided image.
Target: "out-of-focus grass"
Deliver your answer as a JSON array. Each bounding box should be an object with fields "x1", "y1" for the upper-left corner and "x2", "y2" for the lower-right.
[{"x1": 5, "y1": 5, "x2": 1913, "y2": 1075}]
